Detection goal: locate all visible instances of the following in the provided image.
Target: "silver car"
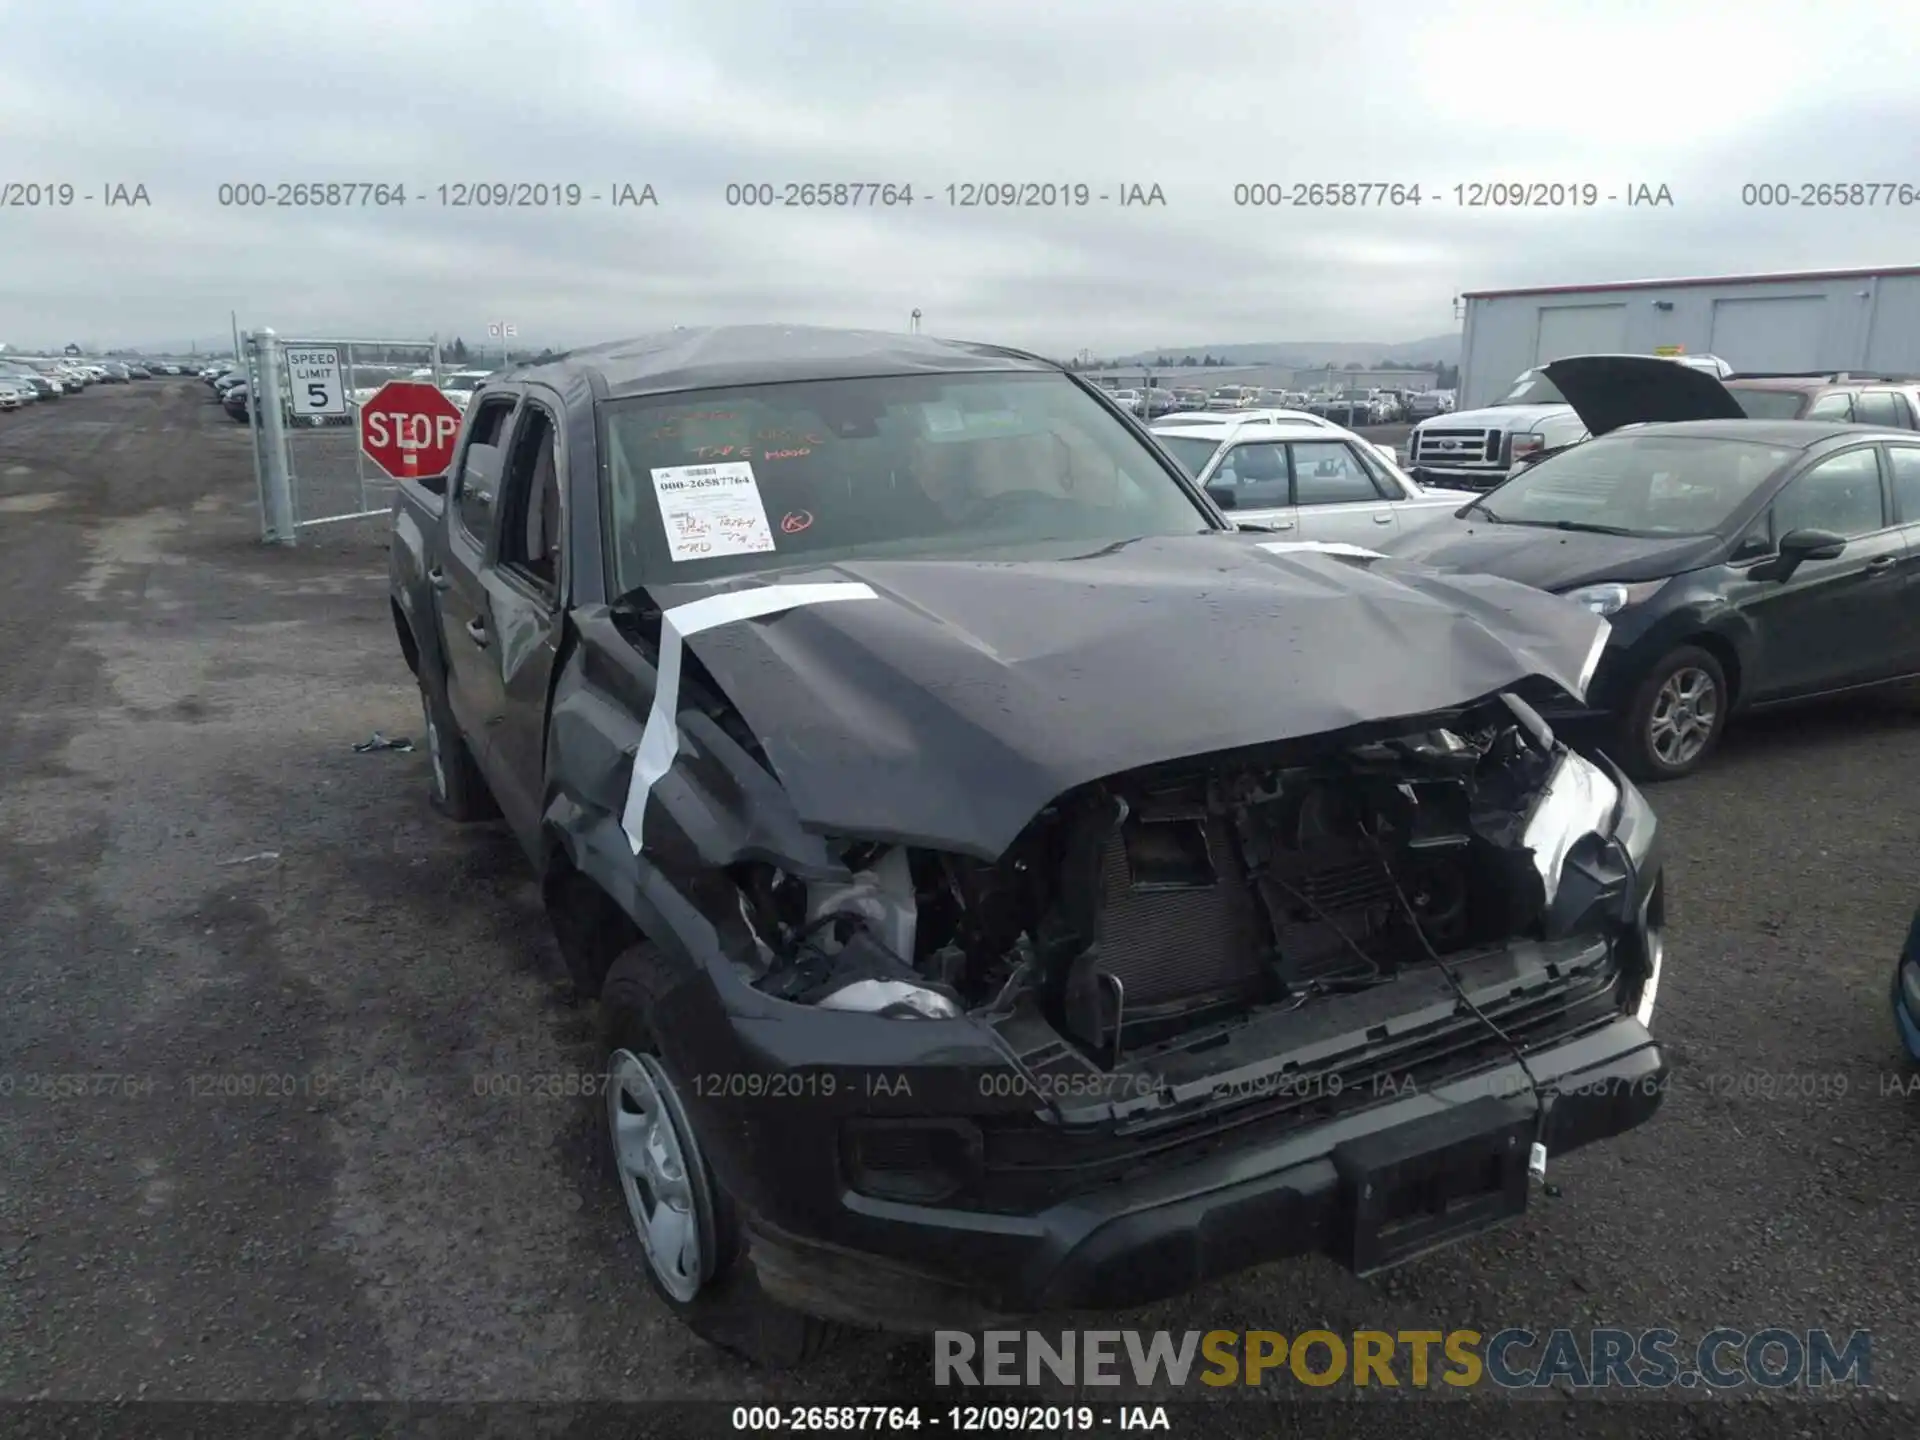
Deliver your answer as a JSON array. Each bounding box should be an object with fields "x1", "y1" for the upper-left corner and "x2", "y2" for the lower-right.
[
  {"x1": 0, "y1": 379, "x2": 31, "y2": 410},
  {"x1": 1150, "y1": 415, "x2": 1478, "y2": 548}
]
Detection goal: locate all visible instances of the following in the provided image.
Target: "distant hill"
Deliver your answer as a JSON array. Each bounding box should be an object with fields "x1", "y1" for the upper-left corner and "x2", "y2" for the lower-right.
[{"x1": 1111, "y1": 332, "x2": 1461, "y2": 367}]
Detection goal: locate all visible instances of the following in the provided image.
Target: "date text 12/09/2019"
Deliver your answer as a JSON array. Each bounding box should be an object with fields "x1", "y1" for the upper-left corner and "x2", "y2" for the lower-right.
[
  {"x1": 731, "y1": 1405, "x2": 1171, "y2": 1432},
  {"x1": 1230, "y1": 182, "x2": 1674, "y2": 208},
  {"x1": 722, "y1": 183, "x2": 1167, "y2": 208},
  {"x1": 211, "y1": 183, "x2": 658, "y2": 208}
]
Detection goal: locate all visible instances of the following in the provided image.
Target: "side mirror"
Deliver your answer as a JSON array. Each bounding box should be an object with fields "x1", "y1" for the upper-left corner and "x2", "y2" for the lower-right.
[
  {"x1": 1205, "y1": 484, "x2": 1237, "y2": 510},
  {"x1": 1780, "y1": 527, "x2": 1846, "y2": 562},
  {"x1": 1754, "y1": 527, "x2": 1845, "y2": 581}
]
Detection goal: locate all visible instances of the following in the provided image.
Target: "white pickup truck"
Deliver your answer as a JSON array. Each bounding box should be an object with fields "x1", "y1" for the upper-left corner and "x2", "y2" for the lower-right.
[{"x1": 1407, "y1": 355, "x2": 1732, "y2": 490}]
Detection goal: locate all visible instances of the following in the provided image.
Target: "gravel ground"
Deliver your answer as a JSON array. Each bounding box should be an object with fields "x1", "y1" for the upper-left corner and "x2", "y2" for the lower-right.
[{"x1": 2, "y1": 383, "x2": 1917, "y2": 1436}]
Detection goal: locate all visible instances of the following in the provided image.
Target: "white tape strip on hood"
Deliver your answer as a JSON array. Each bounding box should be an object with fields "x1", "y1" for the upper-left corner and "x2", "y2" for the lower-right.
[
  {"x1": 622, "y1": 582, "x2": 878, "y2": 853},
  {"x1": 1576, "y1": 617, "x2": 1612, "y2": 700},
  {"x1": 1255, "y1": 540, "x2": 1387, "y2": 560}
]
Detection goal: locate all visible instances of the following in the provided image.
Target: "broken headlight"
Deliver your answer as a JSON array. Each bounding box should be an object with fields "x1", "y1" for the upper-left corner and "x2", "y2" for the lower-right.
[
  {"x1": 1521, "y1": 748, "x2": 1620, "y2": 906},
  {"x1": 816, "y1": 977, "x2": 961, "y2": 1020},
  {"x1": 754, "y1": 845, "x2": 968, "y2": 1018}
]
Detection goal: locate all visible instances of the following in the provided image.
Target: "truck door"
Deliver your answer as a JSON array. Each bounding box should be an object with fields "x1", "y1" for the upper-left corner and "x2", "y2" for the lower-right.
[
  {"x1": 471, "y1": 391, "x2": 569, "y2": 851},
  {"x1": 436, "y1": 392, "x2": 520, "y2": 749},
  {"x1": 1288, "y1": 439, "x2": 1401, "y2": 545}
]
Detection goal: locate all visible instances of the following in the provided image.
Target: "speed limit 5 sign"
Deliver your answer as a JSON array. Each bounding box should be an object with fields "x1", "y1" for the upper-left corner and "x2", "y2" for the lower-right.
[{"x1": 286, "y1": 347, "x2": 346, "y2": 416}]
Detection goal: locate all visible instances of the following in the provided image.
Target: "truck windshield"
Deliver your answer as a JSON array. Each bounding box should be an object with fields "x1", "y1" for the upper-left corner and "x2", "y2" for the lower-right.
[
  {"x1": 1497, "y1": 369, "x2": 1567, "y2": 405},
  {"x1": 601, "y1": 370, "x2": 1214, "y2": 591}
]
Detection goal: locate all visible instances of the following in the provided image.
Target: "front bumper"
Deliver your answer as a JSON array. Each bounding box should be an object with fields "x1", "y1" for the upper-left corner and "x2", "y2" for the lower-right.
[{"x1": 742, "y1": 1017, "x2": 1666, "y2": 1330}]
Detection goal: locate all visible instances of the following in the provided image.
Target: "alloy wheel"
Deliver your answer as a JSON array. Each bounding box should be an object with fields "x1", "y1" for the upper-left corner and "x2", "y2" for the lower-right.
[{"x1": 1647, "y1": 666, "x2": 1720, "y2": 768}]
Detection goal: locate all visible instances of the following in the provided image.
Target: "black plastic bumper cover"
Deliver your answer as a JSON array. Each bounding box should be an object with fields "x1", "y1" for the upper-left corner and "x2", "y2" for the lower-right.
[{"x1": 746, "y1": 1017, "x2": 1665, "y2": 1328}]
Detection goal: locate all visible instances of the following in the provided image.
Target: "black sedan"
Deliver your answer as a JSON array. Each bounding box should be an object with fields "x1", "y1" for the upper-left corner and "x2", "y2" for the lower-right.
[{"x1": 1382, "y1": 418, "x2": 1920, "y2": 779}]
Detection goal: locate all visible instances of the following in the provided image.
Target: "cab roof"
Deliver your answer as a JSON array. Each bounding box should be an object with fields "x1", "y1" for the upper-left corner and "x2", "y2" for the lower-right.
[{"x1": 502, "y1": 324, "x2": 1060, "y2": 400}]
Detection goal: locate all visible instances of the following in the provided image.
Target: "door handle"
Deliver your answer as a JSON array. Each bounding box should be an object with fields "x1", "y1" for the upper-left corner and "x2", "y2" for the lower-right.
[
  {"x1": 1372, "y1": 513, "x2": 1394, "y2": 524},
  {"x1": 1269, "y1": 519, "x2": 1295, "y2": 531},
  {"x1": 465, "y1": 617, "x2": 489, "y2": 647},
  {"x1": 428, "y1": 566, "x2": 451, "y2": 591},
  {"x1": 1865, "y1": 555, "x2": 1898, "y2": 573}
]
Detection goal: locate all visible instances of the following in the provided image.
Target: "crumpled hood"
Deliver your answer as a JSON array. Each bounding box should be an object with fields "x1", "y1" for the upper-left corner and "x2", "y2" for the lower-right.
[{"x1": 641, "y1": 534, "x2": 1608, "y2": 859}]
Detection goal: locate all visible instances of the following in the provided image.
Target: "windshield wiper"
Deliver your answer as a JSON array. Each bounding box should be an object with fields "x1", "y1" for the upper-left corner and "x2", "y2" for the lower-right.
[{"x1": 1541, "y1": 519, "x2": 1639, "y2": 536}]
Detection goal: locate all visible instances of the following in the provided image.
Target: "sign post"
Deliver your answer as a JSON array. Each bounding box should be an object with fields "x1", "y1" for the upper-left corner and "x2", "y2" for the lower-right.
[
  {"x1": 486, "y1": 320, "x2": 518, "y2": 370},
  {"x1": 254, "y1": 329, "x2": 297, "y2": 544},
  {"x1": 358, "y1": 381, "x2": 465, "y2": 481}
]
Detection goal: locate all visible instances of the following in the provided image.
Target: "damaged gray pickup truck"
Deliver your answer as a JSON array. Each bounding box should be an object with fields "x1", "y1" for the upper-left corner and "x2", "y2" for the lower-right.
[{"x1": 388, "y1": 326, "x2": 1669, "y2": 1367}]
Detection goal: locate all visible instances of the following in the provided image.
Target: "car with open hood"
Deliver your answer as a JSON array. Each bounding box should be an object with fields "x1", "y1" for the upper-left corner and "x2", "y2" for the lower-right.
[
  {"x1": 387, "y1": 324, "x2": 1668, "y2": 1368},
  {"x1": 1408, "y1": 353, "x2": 1735, "y2": 489},
  {"x1": 1382, "y1": 400, "x2": 1920, "y2": 779}
]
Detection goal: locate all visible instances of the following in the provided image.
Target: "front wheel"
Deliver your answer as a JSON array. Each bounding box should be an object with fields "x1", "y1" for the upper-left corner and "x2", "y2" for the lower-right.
[
  {"x1": 1616, "y1": 645, "x2": 1730, "y2": 781},
  {"x1": 601, "y1": 943, "x2": 842, "y2": 1369}
]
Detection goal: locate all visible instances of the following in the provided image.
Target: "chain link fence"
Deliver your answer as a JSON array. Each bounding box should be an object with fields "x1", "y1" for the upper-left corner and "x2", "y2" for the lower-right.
[{"x1": 244, "y1": 332, "x2": 443, "y2": 538}]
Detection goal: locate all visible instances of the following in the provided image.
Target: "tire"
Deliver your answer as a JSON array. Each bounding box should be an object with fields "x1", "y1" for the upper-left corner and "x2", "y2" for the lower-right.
[
  {"x1": 1615, "y1": 645, "x2": 1730, "y2": 782},
  {"x1": 600, "y1": 941, "x2": 841, "y2": 1369},
  {"x1": 416, "y1": 664, "x2": 498, "y2": 821}
]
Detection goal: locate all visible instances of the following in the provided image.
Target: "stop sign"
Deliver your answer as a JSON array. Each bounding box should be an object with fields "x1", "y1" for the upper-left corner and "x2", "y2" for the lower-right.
[{"x1": 359, "y1": 381, "x2": 465, "y2": 480}]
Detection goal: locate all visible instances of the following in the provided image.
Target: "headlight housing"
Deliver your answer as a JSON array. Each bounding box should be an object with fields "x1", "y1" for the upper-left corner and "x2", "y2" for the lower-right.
[
  {"x1": 1521, "y1": 749, "x2": 1620, "y2": 906},
  {"x1": 1562, "y1": 579, "x2": 1668, "y2": 616}
]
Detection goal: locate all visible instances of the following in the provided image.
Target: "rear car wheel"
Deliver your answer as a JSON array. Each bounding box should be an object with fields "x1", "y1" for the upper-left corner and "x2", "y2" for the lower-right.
[
  {"x1": 1617, "y1": 645, "x2": 1729, "y2": 781},
  {"x1": 600, "y1": 941, "x2": 841, "y2": 1369},
  {"x1": 416, "y1": 667, "x2": 498, "y2": 821}
]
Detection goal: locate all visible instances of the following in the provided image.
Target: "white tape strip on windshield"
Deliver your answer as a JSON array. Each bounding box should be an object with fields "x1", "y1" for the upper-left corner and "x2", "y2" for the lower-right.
[
  {"x1": 621, "y1": 582, "x2": 878, "y2": 854},
  {"x1": 1256, "y1": 540, "x2": 1387, "y2": 560}
]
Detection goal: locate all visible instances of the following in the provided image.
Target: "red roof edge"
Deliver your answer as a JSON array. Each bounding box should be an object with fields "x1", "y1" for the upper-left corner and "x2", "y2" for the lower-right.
[{"x1": 1461, "y1": 265, "x2": 1920, "y2": 301}]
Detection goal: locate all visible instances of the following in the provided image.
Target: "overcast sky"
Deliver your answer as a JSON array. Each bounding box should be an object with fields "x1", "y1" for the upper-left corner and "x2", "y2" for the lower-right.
[{"x1": 5, "y1": 1, "x2": 1919, "y2": 354}]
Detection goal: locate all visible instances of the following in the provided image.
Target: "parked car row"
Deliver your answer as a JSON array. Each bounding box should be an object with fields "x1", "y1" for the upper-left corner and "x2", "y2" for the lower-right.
[
  {"x1": 1107, "y1": 383, "x2": 1454, "y2": 427},
  {"x1": 0, "y1": 354, "x2": 191, "y2": 409},
  {"x1": 196, "y1": 357, "x2": 496, "y2": 427}
]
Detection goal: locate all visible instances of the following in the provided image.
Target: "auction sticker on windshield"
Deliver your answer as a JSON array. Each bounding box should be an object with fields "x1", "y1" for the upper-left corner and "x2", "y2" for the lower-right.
[{"x1": 650, "y1": 462, "x2": 776, "y2": 561}]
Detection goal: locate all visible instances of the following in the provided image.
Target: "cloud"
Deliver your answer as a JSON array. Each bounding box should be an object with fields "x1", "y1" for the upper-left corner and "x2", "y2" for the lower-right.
[{"x1": 3, "y1": 1, "x2": 1918, "y2": 351}]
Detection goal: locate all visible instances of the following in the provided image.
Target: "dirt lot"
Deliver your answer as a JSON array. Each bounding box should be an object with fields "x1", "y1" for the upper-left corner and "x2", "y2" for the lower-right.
[{"x1": 2, "y1": 383, "x2": 1918, "y2": 1429}]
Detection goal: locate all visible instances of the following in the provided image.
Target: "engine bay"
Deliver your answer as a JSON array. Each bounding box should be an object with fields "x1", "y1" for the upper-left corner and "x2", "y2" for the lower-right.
[{"x1": 742, "y1": 695, "x2": 1618, "y2": 1067}]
